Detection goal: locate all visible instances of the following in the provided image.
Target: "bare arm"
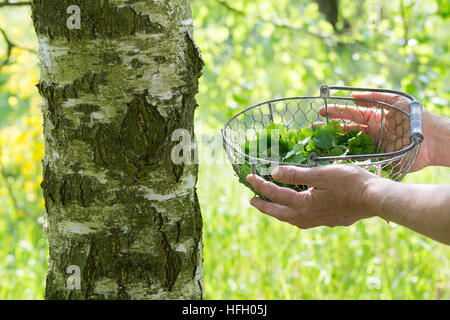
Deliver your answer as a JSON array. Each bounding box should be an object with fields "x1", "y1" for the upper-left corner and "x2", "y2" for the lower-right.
[
  {"x1": 368, "y1": 179, "x2": 450, "y2": 244},
  {"x1": 369, "y1": 106, "x2": 450, "y2": 244},
  {"x1": 423, "y1": 112, "x2": 450, "y2": 168},
  {"x1": 372, "y1": 108, "x2": 450, "y2": 244},
  {"x1": 246, "y1": 166, "x2": 450, "y2": 246}
]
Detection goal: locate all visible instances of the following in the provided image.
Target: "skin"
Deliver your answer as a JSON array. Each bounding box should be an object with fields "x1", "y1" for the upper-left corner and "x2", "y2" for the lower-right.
[{"x1": 246, "y1": 92, "x2": 450, "y2": 245}]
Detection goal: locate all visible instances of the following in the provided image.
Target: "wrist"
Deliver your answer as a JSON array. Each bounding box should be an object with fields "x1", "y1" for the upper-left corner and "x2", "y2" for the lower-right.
[
  {"x1": 423, "y1": 111, "x2": 450, "y2": 167},
  {"x1": 361, "y1": 176, "x2": 395, "y2": 220}
]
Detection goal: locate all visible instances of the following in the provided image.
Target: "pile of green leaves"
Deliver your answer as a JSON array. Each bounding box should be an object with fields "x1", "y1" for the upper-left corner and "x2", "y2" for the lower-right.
[
  {"x1": 243, "y1": 120, "x2": 376, "y2": 165},
  {"x1": 238, "y1": 120, "x2": 389, "y2": 192}
]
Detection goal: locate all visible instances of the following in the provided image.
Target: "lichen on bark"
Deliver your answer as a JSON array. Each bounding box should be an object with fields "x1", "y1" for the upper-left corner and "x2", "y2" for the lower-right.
[{"x1": 31, "y1": 0, "x2": 204, "y2": 299}]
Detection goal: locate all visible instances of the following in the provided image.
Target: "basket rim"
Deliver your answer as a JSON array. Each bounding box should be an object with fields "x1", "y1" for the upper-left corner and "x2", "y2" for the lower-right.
[{"x1": 225, "y1": 139, "x2": 419, "y2": 167}]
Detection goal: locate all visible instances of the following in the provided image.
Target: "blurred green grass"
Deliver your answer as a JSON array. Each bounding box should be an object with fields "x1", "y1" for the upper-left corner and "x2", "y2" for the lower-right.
[{"x1": 200, "y1": 163, "x2": 450, "y2": 299}]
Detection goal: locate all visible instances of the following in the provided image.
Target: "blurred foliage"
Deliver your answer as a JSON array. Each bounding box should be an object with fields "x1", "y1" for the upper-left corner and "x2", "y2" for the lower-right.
[
  {"x1": 0, "y1": 6, "x2": 46, "y2": 299},
  {"x1": 0, "y1": 0, "x2": 449, "y2": 299},
  {"x1": 192, "y1": 0, "x2": 450, "y2": 128}
]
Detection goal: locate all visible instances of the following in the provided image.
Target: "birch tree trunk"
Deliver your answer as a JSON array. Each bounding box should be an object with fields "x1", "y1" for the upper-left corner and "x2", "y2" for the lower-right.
[{"x1": 31, "y1": 0, "x2": 204, "y2": 300}]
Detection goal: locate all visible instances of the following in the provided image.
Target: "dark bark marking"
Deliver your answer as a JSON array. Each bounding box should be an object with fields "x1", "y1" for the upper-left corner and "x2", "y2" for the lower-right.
[
  {"x1": 154, "y1": 210, "x2": 182, "y2": 290},
  {"x1": 84, "y1": 240, "x2": 100, "y2": 299}
]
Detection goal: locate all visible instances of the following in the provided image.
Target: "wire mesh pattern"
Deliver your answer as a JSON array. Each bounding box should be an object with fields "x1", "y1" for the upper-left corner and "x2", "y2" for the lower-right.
[{"x1": 222, "y1": 85, "x2": 423, "y2": 198}]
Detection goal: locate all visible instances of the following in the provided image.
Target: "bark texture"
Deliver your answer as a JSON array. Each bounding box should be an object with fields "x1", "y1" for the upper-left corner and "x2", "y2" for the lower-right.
[{"x1": 31, "y1": 0, "x2": 204, "y2": 299}]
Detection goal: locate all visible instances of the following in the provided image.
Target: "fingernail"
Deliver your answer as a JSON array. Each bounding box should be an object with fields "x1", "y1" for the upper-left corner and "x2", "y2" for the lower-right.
[
  {"x1": 250, "y1": 197, "x2": 261, "y2": 207},
  {"x1": 246, "y1": 174, "x2": 255, "y2": 183},
  {"x1": 272, "y1": 167, "x2": 281, "y2": 178}
]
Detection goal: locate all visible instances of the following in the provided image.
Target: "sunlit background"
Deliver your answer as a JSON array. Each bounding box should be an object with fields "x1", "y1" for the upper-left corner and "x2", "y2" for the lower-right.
[{"x1": 0, "y1": 0, "x2": 449, "y2": 299}]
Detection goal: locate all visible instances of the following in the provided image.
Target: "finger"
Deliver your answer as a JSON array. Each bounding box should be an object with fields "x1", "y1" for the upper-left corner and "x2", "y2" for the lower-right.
[
  {"x1": 350, "y1": 92, "x2": 402, "y2": 108},
  {"x1": 271, "y1": 165, "x2": 329, "y2": 187},
  {"x1": 344, "y1": 124, "x2": 368, "y2": 134},
  {"x1": 319, "y1": 105, "x2": 375, "y2": 125},
  {"x1": 250, "y1": 197, "x2": 297, "y2": 222},
  {"x1": 246, "y1": 174, "x2": 300, "y2": 207},
  {"x1": 311, "y1": 121, "x2": 325, "y2": 129},
  {"x1": 312, "y1": 121, "x2": 368, "y2": 134}
]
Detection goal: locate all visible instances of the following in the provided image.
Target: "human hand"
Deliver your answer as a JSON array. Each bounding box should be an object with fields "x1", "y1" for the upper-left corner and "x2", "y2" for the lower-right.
[
  {"x1": 246, "y1": 165, "x2": 382, "y2": 229},
  {"x1": 318, "y1": 91, "x2": 439, "y2": 172}
]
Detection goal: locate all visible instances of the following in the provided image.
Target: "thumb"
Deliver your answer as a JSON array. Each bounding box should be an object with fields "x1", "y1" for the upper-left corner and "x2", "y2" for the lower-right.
[{"x1": 271, "y1": 165, "x2": 328, "y2": 188}]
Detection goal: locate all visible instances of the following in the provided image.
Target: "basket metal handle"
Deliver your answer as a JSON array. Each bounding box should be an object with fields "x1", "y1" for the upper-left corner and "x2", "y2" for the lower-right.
[{"x1": 409, "y1": 100, "x2": 424, "y2": 143}]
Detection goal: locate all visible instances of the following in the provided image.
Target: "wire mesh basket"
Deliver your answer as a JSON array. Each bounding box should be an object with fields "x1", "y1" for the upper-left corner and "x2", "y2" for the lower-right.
[{"x1": 222, "y1": 85, "x2": 424, "y2": 197}]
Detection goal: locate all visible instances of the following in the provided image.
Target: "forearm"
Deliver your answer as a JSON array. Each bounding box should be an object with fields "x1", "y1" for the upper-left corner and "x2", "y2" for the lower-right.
[
  {"x1": 425, "y1": 112, "x2": 450, "y2": 167},
  {"x1": 367, "y1": 179, "x2": 450, "y2": 245}
]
